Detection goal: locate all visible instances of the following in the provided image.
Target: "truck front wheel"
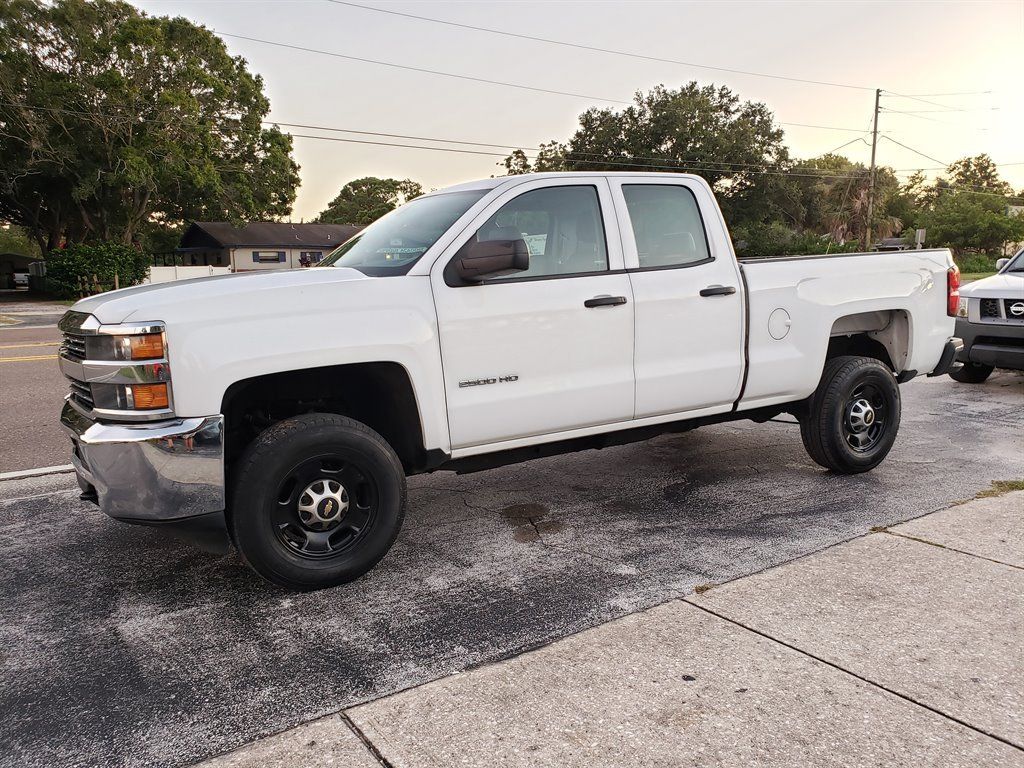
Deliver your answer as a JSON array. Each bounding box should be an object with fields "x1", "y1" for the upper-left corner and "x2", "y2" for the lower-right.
[
  {"x1": 229, "y1": 413, "x2": 406, "y2": 590},
  {"x1": 799, "y1": 356, "x2": 901, "y2": 474}
]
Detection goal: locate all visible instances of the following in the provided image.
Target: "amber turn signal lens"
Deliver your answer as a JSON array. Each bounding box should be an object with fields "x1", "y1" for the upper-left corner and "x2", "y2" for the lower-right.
[
  {"x1": 130, "y1": 383, "x2": 169, "y2": 409},
  {"x1": 130, "y1": 334, "x2": 164, "y2": 360}
]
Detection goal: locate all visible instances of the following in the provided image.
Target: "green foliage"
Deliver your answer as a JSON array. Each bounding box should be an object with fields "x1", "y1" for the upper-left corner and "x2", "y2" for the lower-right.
[
  {"x1": 315, "y1": 177, "x2": 423, "y2": 226},
  {"x1": 730, "y1": 222, "x2": 861, "y2": 259},
  {"x1": 501, "y1": 83, "x2": 789, "y2": 227},
  {"x1": 0, "y1": 0, "x2": 300, "y2": 252},
  {"x1": 0, "y1": 225, "x2": 41, "y2": 258},
  {"x1": 44, "y1": 242, "x2": 150, "y2": 297},
  {"x1": 917, "y1": 192, "x2": 1024, "y2": 256},
  {"x1": 954, "y1": 252, "x2": 996, "y2": 274}
]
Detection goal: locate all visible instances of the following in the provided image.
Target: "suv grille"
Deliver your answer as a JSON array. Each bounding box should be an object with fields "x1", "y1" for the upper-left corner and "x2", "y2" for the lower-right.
[
  {"x1": 980, "y1": 298, "x2": 1001, "y2": 318},
  {"x1": 1003, "y1": 299, "x2": 1024, "y2": 319}
]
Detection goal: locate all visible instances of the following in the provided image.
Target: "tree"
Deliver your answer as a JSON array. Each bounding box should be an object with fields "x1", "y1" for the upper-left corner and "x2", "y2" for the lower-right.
[
  {"x1": 945, "y1": 154, "x2": 1013, "y2": 196},
  {"x1": 500, "y1": 83, "x2": 790, "y2": 227},
  {"x1": 315, "y1": 177, "x2": 423, "y2": 226},
  {"x1": 0, "y1": 0, "x2": 300, "y2": 254},
  {"x1": 918, "y1": 192, "x2": 1024, "y2": 256}
]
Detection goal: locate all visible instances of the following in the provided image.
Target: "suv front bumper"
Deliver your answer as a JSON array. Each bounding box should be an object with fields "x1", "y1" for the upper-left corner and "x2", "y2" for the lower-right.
[
  {"x1": 955, "y1": 318, "x2": 1024, "y2": 370},
  {"x1": 60, "y1": 400, "x2": 230, "y2": 552}
]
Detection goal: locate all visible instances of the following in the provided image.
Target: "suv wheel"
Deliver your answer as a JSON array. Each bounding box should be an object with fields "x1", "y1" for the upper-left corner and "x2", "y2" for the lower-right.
[
  {"x1": 949, "y1": 362, "x2": 994, "y2": 384},
  {"x1": 800, "y1": 355, "x2": 901, "y2": 474},
  {"x1": 230, "y1": 413, "x2": 406, "y2": 590}
]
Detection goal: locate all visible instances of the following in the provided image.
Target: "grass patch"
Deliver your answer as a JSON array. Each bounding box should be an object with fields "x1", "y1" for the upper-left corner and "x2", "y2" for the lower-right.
[
  {"x1": 975, "y1": 480, "x2": 1024, "y2": 499},
  {"x1": 961, "y1": 272, "x2": 996, "y2": 282},
  {"x1": 693, "y1": 583, "x2": 715, "y2": 594}
]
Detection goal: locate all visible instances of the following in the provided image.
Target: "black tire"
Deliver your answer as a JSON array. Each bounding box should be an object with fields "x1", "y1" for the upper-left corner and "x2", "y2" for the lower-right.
[
  {"x1": 799, "y1": 355, "x2": 901, "y2": 474},
  {"x1": 948, "y1": 362, "x2": 994, "y2": 384},
  {"x1": 229, "y1": 413, "x2": 406, "y2": 590}
]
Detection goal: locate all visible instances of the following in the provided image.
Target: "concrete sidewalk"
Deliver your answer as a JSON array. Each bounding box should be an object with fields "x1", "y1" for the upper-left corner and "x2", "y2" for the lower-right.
[{"x1": 195, "y1": 490, "x2": 1024, "y2": 768}]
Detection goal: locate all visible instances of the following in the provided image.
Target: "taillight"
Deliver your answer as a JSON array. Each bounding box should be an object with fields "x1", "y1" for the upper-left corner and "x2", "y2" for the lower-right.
[{"x1": 947, "y1": 265, "x2": 960, "y2": 317}]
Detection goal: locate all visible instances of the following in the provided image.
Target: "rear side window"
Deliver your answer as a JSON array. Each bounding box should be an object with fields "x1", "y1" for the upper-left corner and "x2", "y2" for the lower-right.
[{"x1": 622, "y1": 185, "x2": 711, "y2": 269}]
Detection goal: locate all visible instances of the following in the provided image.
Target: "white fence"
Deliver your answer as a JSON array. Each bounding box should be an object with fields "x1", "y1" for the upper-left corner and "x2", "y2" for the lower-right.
[{"x1": 146, "y1": 265, "x2": 232, "y2": 284}]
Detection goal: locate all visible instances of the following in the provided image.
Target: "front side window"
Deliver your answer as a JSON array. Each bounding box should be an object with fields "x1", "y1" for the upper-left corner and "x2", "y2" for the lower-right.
[
  {"x1": 469, "y1": 185, "x2": 608, "y2": 280},
  {"x1": 320, "y1": 190, "x2": 487, "y2": 276},
  {"x1": 622, "y1": 185, "x2": 711, "y2": 269}
]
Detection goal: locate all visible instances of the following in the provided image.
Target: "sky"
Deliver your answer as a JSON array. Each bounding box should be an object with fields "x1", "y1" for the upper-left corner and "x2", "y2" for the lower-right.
[{"x1": 130, "y1": 0, "x2": 1024, "y2": 220}]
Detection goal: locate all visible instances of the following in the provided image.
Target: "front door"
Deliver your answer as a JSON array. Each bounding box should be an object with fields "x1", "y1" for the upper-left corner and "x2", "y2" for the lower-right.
[{"x1": 432, "y1": 179, "x2": 635, "y2": 450}]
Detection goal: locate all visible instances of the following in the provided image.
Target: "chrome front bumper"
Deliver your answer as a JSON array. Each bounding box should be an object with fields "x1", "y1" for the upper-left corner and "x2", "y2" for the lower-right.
[{"x1": 60, "y1": 400, "x2": 226, "y2": 524}]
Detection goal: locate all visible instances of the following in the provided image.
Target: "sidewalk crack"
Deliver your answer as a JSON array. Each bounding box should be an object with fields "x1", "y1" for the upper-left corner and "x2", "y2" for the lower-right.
[
  {"x1": 683, "y1": 599, "x2": 1024, "y2": 753},
  {"x1": 871, "y1": 528, "x2": 1024, "y2": 572},
  {"x1": 340, "y1": 712, "x2": 396, "y2": 768}
]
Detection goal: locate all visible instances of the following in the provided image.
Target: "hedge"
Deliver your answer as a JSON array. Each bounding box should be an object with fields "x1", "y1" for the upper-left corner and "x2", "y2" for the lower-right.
[{"x1": 45, "y1": 243, "x2": 150, "y2": 298}]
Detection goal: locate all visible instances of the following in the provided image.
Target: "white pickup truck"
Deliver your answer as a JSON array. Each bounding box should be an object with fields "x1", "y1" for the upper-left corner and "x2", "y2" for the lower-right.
[{"x1": 59, "y1": 172, "x2": 962, "y2": 590}]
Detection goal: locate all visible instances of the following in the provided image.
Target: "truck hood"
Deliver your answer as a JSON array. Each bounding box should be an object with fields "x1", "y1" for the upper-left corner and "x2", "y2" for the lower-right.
[
  {"x1": 71, "y1": 267, "x2": 372, "y2": 325},
  {"x1": 960, "y1": 271, "x2": 1024, "y2": 299}
]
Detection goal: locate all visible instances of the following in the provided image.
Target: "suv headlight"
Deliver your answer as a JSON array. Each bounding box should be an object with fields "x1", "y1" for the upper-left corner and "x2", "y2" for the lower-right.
[{"x1": 956, "y1": 296, "x2": 969, "y2": 318}]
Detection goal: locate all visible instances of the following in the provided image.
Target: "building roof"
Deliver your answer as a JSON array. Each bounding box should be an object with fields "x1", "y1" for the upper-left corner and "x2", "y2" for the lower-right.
[{"x1": 178, "y1": 221, "x2": 362, "y2": 251}]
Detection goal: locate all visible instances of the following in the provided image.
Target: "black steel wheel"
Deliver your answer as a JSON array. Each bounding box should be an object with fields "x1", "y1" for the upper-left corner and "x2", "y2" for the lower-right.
[
  {"x1": 230, "y1": 414, "x2": 406, "y2": 590},
  {"x1": 800, "y1": 355, "x2": 901, "y2": 474}
]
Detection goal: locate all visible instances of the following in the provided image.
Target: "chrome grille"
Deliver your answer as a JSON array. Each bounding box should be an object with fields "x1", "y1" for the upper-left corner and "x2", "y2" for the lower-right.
[
  {"x1": 66, "y1": 377, "x2": 94, "y2": 409},
  {"x1": 61, "y1": 333, "x2": 87, "y2": 361},
  {"x1": 980, "y1": 298, "x2": 1000, "y2": 318}
]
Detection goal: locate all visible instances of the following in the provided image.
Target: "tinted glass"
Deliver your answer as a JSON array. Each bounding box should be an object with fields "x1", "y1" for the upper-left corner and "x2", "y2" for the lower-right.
[
  {"x1": 321, "y1": 190, "x2": 487, "y2": 276},
  {"x1": 622, "y1": 185, "x2": 711, "y2": 268},
  {"x1": 472, "y1": 185, "x2": 608, "y2": 280}
]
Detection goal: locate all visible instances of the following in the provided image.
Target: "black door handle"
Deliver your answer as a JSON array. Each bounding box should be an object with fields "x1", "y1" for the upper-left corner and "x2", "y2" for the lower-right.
[
  {"x1": 584, "y1": 295, "x2": 628, "y2": 308},
  {"x1": 699, "y1": 285, "x2": 737, "y2": 297}
]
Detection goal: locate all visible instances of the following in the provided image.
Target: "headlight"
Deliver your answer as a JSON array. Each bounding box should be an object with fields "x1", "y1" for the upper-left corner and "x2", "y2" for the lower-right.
[
  {"x1": 85, "y1": 333, "x2": 165, "y2": 361},
  {"x1": 956, "y1": 297, "x2": 969, "y2": 318},
  {"x1": 59, "y1": 313, "x2": 173, "y2": 421}
]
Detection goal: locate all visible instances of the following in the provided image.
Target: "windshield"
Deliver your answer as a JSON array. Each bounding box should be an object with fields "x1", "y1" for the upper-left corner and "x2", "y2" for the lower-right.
[
  {"x1": 1004, "y1": 247, "x2": 1024, "y2": 272},
  {"x1": 319, "y1": 190, "x2": 487, "y2": 276}
]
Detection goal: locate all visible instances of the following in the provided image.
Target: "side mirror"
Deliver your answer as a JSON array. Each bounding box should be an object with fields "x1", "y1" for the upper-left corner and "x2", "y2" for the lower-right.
[
  {"x1": 451, "y1": 238, "x2": 529, "y2": 283},
  {"x1": 996, "y1": 258, "x2": 1009, "y2": 271}
]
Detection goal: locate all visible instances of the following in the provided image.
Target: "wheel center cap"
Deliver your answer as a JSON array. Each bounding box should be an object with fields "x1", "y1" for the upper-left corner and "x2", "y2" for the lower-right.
[
  {"x1": 298, "y1": 479, "x2": 349, "y2": 528},
  {"x1": 847, "y1": 398, "x2": 875, "y2": 432}
]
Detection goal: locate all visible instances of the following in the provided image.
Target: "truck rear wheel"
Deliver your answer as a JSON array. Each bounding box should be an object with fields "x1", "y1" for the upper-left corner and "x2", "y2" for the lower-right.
[
  {"x1": 948, "y1": 362, "x2": 993, "y2": 384},
  {"x1": 229, "y1": 413, "x2": 406, "y2": 590},
  {"x1": 799, "y1": 355, "x2": 901, "y2": 474}
]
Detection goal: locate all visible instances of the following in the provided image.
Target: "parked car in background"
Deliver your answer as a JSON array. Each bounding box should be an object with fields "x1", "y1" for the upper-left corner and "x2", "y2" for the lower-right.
[
  {"x1": 13, "y1": 271, "x2": 29, "y2": 287},
  {"x1": 58, "y1": 172, "x2": 961, "y2": 590},
  {"x1": 950, "y1": 247, "x2": 1024, "y2": 383}
]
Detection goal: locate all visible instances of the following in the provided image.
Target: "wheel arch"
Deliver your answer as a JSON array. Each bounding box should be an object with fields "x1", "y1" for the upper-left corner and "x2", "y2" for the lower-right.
[
  {"x1": 826, "y1": 309, "x2": 911, "y2": 373},
  {"x1": 220, "y1": 361, "x2": 432, "y2": 477}
]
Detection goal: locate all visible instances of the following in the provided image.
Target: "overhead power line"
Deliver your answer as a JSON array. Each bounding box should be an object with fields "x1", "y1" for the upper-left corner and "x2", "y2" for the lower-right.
[
  {"x1": 326, "y1": 0, "x2": 874, "y2": 91},
  {"x1": 216, "y1": 31, "x2": 631, "y2": 104},
  {"x1": 880, "y1": 136, "x2": 947, "y2": 167}
]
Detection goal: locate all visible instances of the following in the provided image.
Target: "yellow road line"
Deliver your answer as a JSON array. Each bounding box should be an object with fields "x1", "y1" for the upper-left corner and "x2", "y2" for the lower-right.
[
  {"x1": 0, "y1": 342, "x2": 60, "y2": 350},
  {"x1": 0, "y1": 354, "x2": 59, "y2": 362}
]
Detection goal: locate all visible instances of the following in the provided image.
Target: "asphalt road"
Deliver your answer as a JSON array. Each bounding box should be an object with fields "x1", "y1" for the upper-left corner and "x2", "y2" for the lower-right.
[
  {"x1": 0, "y1": 322, "x2": 67, "y2": 473},
  {"x1": 1, "y1": 370, "x2": 1022, "y2": 768}
]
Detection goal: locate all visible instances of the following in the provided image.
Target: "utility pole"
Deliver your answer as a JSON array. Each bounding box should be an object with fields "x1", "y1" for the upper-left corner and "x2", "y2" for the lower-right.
[{"x1": 864, "y1": 88, "x2": 881, "y2": 251}]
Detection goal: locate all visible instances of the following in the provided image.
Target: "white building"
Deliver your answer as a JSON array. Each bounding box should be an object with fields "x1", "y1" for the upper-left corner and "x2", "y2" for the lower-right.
[{"x1": 175, "y1": 221, "x2": 362, "y2": 272}]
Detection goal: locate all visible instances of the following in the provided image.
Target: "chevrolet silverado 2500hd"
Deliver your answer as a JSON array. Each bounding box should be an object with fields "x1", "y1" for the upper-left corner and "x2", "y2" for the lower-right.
[{"x1": 59, "y1": 172, "x2": 962, "y2": 590}]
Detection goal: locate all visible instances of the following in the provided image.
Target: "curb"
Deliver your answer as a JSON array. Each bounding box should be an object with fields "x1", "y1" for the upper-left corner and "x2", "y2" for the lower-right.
[{"x1": 0, "y1": 464, "x2": 76, "y2": 481}]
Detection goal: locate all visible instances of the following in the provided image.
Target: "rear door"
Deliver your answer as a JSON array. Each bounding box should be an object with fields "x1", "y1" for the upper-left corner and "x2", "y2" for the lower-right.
[
  {"x1": 431, "y1": 178, "x2": 635, "y2": 450},
  {"x1": 608, "y1": 178, "x2": 745, "y2": 418}
]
